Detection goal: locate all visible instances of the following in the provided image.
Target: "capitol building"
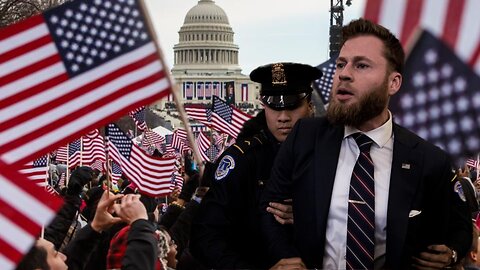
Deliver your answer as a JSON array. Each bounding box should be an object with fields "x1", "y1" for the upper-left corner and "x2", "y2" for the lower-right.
[{"x1": 157, "y1": 0, "x2": 260, "y2": 114}]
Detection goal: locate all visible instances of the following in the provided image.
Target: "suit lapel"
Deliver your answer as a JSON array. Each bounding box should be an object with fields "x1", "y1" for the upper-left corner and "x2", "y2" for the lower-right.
[
  {"x1": 386, "y1": 124, "x2": 424, "y2": 266},
  {"x1": 315, "y1": 124, "x2": 344, "y2": 236}
]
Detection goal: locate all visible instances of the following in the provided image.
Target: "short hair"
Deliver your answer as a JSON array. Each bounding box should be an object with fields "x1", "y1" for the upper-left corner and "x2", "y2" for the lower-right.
[
  {"x1": 15, "y1": 243, "x2": 50, "y2": 270},
  {"x1": 341, "y1": 18, "x2": 405, "y2": 75}
]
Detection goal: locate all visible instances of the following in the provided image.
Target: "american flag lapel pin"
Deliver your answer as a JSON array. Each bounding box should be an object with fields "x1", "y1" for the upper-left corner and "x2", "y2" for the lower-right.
[{"x1": 402, "y1": 163, "x2": 411, "y2": 169}]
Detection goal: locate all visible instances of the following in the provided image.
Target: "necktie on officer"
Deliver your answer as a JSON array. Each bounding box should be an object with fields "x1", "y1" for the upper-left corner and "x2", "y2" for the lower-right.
[{"x1": 346, "y1": 133, "x2": 375, "y2": 270}]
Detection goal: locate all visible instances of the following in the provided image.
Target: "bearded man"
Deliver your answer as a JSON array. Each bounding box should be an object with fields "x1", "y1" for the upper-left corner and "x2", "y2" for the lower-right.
[{"x1": 260, "y1": 18, "x2": 472, "y2": 270}]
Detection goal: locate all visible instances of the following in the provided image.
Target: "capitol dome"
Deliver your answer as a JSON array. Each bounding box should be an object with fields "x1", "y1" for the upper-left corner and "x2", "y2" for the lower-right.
[
  {"x1": 172, "y1": 0, "x2": 241, "y2": 74},
  {"x1": 183, "y1": 0, "x2": 229, "y2": 25},
  {"x1": 162, "y1": 0, "x2": 258, "y2": 114}
]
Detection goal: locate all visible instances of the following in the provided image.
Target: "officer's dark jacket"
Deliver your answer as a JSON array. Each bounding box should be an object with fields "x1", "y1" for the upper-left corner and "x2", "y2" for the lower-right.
[{"x1": 190, "y1": 111, "x2": 281, "y2": 269}]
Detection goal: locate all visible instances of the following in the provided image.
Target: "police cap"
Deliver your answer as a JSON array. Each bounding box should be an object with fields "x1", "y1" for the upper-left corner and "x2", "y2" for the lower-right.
[{"x1": 250, "y1": 62, "x2": 322, "y2": 110}]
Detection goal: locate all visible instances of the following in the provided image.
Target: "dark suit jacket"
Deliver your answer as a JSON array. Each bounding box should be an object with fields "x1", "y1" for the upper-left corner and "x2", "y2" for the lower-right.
[{"x1": 261, "y1": 117, "x2": 472, "y2": 269}]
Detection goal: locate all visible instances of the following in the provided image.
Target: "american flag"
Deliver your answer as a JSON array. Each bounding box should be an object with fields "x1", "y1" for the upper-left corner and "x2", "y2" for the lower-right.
[
  {"x1": 197, "y1": 82, "x2": 204, "y2": 99},
  {"x1": 58, "y1": 172, "x2": 66, "y2": 188},
  {"x1": 241, "y1": 84, "x2": 248, "y2": 102},
  {"x1": 174, "y1": 172, "x2": 184, "y2": 190},
  {"x1": 106, "y1": 123, "x2": 176, "y2": 197},
  {"x1": 213, "y1": 132, "x2": 227, "y2": 149},
  {"x1": 110, "y1": 161, "x2": 122, "y2": 185},
  {"x1": 90, "y1": 159, "x2": 104, "y2": 172},
  {"x1": 82, "y1": 129, "x2": 105, "y2": 167},
  {"x1": 390, "y1": 30, "x2": 480, "y2": 166},
  {"x1": 196, "y1": 131, "x2": 211, "y2": 163},
  {"x1": 0, "y1": 0, "x2": 172, "y2": 167},
  {"x1": 19, "y1": 155, "x2": 49, "y2": 186},
  {"x1": 0, "y1": 160, "x2": 63, "y2": 270},
  {"x1": 363, "y1": 0, "x2": 480, "y2": 76},
  {"x1": 206, "y1": 145, "x2": 221, "y2": 163},
  {"x1": 466, "y1": 158, "x2": 479, "y2": 169},
  {"x1": 211, "y1": 96, "x2": 252, "y2": 138},
  {"x1": 185, "y1": 81, "x2": 193, "y2": 99},
  {"x1": 212, "y1": 81, "x2": 221, "y2": 97},
  {"x1": 185, "y1": 104, "x2": 212, "y2": 126},
  {"x1": 56, "y1": 139, "x2": 81, "y2": 168},
  {"x1": 313, "y1": 56, "x2": 336, "y2": 106},
  {"x1": 141, "y1": 129, "x2": 165, "y2": 154},
  {"x1": 164, "y1": 134, "x2": 176, "y2": 154},
  {"x1": 129, "y1": 106, "x2": 147, "y2": 132},
  {"x1": 171, "y1": 128, "x2": 189, "y2": 152},
  {"x1": 205, "y1": 82, "x2": 212, "y2": 98}
]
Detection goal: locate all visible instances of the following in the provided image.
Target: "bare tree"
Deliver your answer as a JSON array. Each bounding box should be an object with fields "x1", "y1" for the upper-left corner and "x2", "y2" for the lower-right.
[{"x1": 0, "y1": 0, "x2": 68, "y2": 28}]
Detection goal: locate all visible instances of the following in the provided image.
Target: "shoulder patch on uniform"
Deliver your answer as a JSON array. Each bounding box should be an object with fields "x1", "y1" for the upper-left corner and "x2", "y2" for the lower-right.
[
  {"x1": 215, "y1": 155, "x2": 235, "y2": 181},
  {"x1": 454, "y1": 181, "x2": 466, "y2": 202}
]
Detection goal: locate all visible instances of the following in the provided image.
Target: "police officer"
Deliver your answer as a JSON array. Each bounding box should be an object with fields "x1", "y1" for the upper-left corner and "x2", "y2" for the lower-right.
[{"x1": 190, "y1": 62, "x2": 322, "y2": 269}]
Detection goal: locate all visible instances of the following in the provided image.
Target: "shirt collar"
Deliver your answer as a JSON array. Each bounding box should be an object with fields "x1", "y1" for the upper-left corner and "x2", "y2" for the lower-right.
[{"x1": 343, "y1": 111, "x2": 393, "y2": 148}]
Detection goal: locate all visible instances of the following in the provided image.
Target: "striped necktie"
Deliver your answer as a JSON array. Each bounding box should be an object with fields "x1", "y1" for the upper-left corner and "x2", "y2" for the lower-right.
[{"x1": 346, "y1": 133, "x2": 375, "y2": 270}]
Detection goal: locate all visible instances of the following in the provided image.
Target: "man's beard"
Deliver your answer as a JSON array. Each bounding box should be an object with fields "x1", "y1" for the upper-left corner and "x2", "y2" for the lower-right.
[{"x1": 326, "y1": 80, "x2": 389, "y2": 128}]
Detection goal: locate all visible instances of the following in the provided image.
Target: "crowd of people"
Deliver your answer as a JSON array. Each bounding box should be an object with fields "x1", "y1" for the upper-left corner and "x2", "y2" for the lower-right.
[{"x1": 17, "y1": 18, "x2": 480, "y2": 270}]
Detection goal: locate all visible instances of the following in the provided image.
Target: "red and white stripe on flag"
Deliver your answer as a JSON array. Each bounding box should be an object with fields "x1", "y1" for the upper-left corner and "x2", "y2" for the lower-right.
[
  {"x1": 466, "y1": 158, "x2": 479, "y2": 168},
  {"x1": 19, "y1": 155, "x2": 49, "y2": 190},
  {"x1": 82, "y1": 129, "x2": 106, "y2": 166},
  {"x1": 363, "y1": 0, "x2": 480, "y2": 76},
  {"x1": 0, "y1": 160, "x2": 63, "y2": 270},
  {"x1": 212, "y1": 108, "x2": 252, "y2": 139},
  {"x1": 185, "y1": 105, "x2": 211, "y2": 126},
  {"x1": 110, "y1": 146, "x2": 176, "y2": 197},
  {"x1": 0, "y1": 0, "x2": 172, "y2": 168},
  {"x1": 196, "y1": 131, "x2": 211, "y2": 163},
  {"x1": 108, "y1": 140, "x2": 177, "y2": 197},
  {"x1": 241, "y1": 84, "x2": 248, "y2": 101}
]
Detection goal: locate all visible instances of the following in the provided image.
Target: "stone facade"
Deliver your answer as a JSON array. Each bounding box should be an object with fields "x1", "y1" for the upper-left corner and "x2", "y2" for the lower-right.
[{"x1": 156, "y1": 0, "x2": 260, "y2": 114}]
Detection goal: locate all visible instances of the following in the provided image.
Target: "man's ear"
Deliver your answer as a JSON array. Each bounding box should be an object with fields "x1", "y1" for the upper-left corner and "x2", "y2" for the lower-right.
[
  {"x1": 388, "y1": 72, "x2": 402, "y2": 96},
  {"x1": 470, "y1": 250, "x2": 477, "y2": 262}
]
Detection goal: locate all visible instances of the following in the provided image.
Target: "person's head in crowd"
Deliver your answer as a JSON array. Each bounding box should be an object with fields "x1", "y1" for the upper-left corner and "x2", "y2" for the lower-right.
[
  {"x1": 91, "y1": 169, "x2": 101, "y2": 185},
  {"x1": 250, "y1": 62, "x2": 322, "y2": 142},
  {"x1": 66, "y1": 166, "x2": 95, "y2": 195},
  {"x1": 462, "y1": 223, "x2": 480, "y2": 269},
  {"x1": 140, "y1": 194, "x2": 159, "y2": 223},
  {"x1": 157, "y1": 227, "x2": 177, "y2": 269},
  {"x1": 81, "y1": 186, "x2": 104, "y2": 221},
  {"x1": 121, "y1": 181, "x2": 138, "y2": 195},
  {"x1": 327, "y1": 18, "x2": 404, "y2": 131},
  {"x1": 16, "y1": 238, "x2": 67, "y2": 270},
  {"x1": 107, "y1": 225, "x2": 130, "y2": 270}
]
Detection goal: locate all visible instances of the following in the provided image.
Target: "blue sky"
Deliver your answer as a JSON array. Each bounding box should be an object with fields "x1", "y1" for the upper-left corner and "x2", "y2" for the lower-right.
[{"x1": 144, "y1": 0, "x2": 365, "y2": 75}]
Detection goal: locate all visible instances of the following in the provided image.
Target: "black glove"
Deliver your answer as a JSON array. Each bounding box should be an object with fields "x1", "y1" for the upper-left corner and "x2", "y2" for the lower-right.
[{"x1": 67, "y1": 166, "x2": 94, "y2": 195}]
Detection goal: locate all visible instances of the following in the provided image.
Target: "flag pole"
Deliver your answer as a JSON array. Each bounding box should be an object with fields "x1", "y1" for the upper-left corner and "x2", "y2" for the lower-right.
[
  {"x1": 45, "y1": 153, "x2": 50, "y2": 191},
  {"x1": 137, "y1": 0, "x2": 204, "y2": 177},
  {"x1": 66, "y1": 143, "x2": 70, "y2": 187},
  {"x1": 105, "y1": 135, "x2": 111, "y2": 198},
  {"x1": 80, "y1": 136, "x2": 83, "y2": 167},
  {"x1": 476, "y1": 154, "x2": 479, "y2": 181}
]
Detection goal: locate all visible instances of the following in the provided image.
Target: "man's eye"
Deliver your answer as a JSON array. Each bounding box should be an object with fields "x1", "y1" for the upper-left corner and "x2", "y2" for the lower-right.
[
  {"x1": 357, "y1": 63, "x2": 369, "y2": 69},
  {"x1": 336, "y1": 63, "x2": 345, "y2": 69}
]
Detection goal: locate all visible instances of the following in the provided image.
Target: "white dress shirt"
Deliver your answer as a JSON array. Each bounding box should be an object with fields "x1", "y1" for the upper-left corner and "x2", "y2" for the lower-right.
[{"x1": 322, "y1": 112, "x2": 394, "y2": 270}]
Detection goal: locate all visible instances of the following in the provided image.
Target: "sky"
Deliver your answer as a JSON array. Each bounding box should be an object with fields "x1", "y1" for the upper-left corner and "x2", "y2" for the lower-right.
[{"x1": 143, "y1": 0, "x2": 366, "y2": 75}]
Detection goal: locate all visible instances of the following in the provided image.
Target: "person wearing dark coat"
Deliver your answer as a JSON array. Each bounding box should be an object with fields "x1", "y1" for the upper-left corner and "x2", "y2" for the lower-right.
[
  {"x1": 44, "y1": 166, "x2": 94, "y2": 250},
  {"x1": 190, "y1": 62, "x2": 321, "y2": 269},
  {"x1": 260, "y1": 19, "x2": 472, "y2": 269},
  {"x1": 17, "y1": 191, "x2": 157, "y2": 270}
]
